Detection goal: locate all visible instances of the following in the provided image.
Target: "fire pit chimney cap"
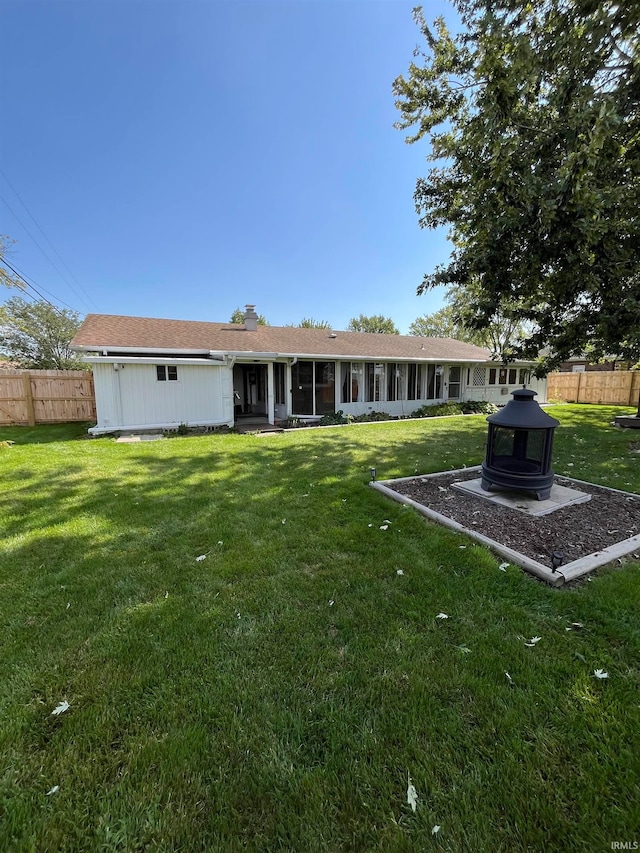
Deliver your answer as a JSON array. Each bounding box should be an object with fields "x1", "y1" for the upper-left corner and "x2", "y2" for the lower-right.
[{"x1": 486, "y1": 386, "x2": 560, "y2": 429}]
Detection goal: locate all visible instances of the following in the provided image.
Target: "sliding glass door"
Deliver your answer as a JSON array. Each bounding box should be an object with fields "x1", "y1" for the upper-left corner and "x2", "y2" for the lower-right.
[
  {"x1": 291, "y1": 361, "x2": 314, "y2": 414},
  {"x1": 292, "y1": 360, "x2": 335, "y2": 415}
]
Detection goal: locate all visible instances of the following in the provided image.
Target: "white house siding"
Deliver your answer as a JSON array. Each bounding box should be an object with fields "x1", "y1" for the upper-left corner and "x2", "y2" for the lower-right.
[
  {"x1": 463, "y1": 367, "x2": 547, "y2": 405},
  {"x1": 90, "y1": 362, "x2": 232, "y2": 433}
]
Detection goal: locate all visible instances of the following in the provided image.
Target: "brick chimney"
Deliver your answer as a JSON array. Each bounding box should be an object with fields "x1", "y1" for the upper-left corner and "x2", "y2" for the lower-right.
[{"x1": 244, "y1": 304, "x2": 258, "y2": 331}]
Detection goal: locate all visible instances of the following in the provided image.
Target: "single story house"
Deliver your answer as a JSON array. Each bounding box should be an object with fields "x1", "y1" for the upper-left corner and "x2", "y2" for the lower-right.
[
  {"x1": 71, "y1": 305, "x2": 547, "y2": 434},
  {"x1": 557, "y1": 355, "x2": 630, "y2": 373}
]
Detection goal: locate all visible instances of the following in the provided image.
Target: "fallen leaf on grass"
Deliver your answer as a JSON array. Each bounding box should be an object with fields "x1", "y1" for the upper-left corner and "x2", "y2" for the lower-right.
[
  {"x1": 195, "y1": 554, "x2": 207, "y2": 562},
  {"x1": 51, "y1": 701, "x2": 69, "y2": 716},
  {"x1": 396, "y1": 570, "x2": 404, "y2": 576},
  {"x1": 46, "y1": 785, "x2": 59, "y2": 796},
  {"x1": 457, "y1": 645, "x2": 471, "y2": 654},
  {"x1": 281, "y1": 519, "x2": 286, "y2": 525},
  {"x1": 565, "y1": 622, "x2": 584, "y2": 631},
  {"x1": 593, "y1": 669, "x2": 609, "y2": 679},
  {"x1": 328, "y1": 600, "x2": 335, "y2": 607},
  {"x1": 436, "y1": 613, "x2": 448, "y2": 619},
  {"x1": 524, "y1": 636, "x2": 542, "y2": 647},
  {"x1": 379, "y1": 525, "x2": 389, "y2": 531},
  {"x1": 407, "y1": 773, "x2": 418, "y2": 812},
  {"x1": 505, "y1": 672, "x2": 513, "y2": 685},
  {"x1": 432, "y1": 825, "x2": 441, "y2": 835},
  {"x1": 498, "y1": 563, "x2": 509, "y2": 572}
]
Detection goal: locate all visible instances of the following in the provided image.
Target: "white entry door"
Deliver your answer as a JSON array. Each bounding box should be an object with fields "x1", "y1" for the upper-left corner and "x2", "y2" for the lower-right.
[{"x1": 448, "y1": 366, "x2": 461, "y2": 399}]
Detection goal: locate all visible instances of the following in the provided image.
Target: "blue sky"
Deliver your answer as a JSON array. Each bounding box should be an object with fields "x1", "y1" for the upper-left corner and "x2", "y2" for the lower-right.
[{"x1": 1, "y1": 0, "x2": 455, "y2": 333}]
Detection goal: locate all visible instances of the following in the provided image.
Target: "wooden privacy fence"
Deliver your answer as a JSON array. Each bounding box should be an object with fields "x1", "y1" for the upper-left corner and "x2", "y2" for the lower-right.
[
  {"x1": 0, "y1": 369, "x2": 96, "y2": 426},
  {"x1": 547, "y1": 370, "x2": 640, "y2": 406}
]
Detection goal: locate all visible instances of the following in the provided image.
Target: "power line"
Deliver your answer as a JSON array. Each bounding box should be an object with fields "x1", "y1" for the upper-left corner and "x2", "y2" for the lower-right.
[
  {"x1": 0, "y1": 173, "x2": 98, "y2": 312},
  {"x1": 0, "y1": 193, "x2": 96, "y2": 313},
  {"x1": 4, "y1": 258, "x2": 84, "y2": 315},
  {"x1": 1, "y1": 257, "x2": 80, "y2": 318},
  {"x1": 0, "y1": 168, "x2": 99, "y2": 309}
]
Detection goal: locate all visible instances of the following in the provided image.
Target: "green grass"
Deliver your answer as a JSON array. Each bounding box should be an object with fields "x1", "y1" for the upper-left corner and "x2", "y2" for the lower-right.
[{"x1": 1, "y1": 405, "x2": 639, "y2": 851}]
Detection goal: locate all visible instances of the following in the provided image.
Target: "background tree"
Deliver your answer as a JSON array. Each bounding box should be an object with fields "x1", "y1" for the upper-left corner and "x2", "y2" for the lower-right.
[
  {"x1": 347, "y1": 314, "x2": 399, "y2": 334},
  {"x1": 393, "y1": 2, "x2": 640, "y2": 373},
  {"x1": 229, "y1": 307, "x2": 269, "y2": 325},
  {"x1": 0, "y1": 297, "x2": 85, "y2": 369},
  {"x1": 0, "y1": 236, "x2": 25, "y2": 290},
  {"x1": 298, "y1": 317, "x2": 331, "y2": 329},
  {"x1": 410, "y1": 281, "x2": 528, "y2": 357}
]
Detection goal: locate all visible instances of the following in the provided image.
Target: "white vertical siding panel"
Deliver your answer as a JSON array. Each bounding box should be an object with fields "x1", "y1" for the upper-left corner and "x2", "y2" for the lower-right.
[
  {"x1": 116, "y1": 364, "x2": 231, "y2": 428},
  {"x1": 92, "y1": 363, "x2": 120, "y2": 429}
]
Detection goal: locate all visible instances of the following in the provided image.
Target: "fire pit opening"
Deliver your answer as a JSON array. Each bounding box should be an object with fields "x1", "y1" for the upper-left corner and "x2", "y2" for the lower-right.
[{"x1": 481, "y1": 387, "x2": 560, "y2": 501}]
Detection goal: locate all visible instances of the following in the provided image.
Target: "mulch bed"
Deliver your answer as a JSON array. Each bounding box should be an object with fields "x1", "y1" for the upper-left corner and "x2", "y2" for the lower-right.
[{"x1": 388, "y1": 469, "x2": 640, "y2": 570}]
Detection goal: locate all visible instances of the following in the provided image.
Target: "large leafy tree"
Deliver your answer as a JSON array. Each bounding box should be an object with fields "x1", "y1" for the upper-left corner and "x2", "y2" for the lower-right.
[
  {"x1": 347, "y1": 314, "x2": 399, "y2": 334},
  {"x1": 0, "y1": 297, "x2": 85, "y2": 369},
  {"x1": 393, "y1": 1, "x2": 640, "y2": 373}
]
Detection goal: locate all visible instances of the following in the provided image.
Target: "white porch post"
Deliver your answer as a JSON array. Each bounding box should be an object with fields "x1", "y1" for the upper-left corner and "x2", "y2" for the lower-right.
[{"x1": 267, "y1": 361, "x2": 275, "y2": 424}]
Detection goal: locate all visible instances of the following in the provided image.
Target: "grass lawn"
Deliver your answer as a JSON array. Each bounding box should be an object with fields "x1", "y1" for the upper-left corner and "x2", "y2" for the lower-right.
[{"x1": 1, "y1": 405, "x2": 639, "y2": 851}]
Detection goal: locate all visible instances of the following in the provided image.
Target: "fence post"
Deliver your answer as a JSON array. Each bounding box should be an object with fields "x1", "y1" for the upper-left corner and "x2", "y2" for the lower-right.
[
  {"x1": 576, "y1": 370, "x2": 583, "y2": 403},
  {"x1": 22, "y1": 371, "x2": 36, "y2": 426}
]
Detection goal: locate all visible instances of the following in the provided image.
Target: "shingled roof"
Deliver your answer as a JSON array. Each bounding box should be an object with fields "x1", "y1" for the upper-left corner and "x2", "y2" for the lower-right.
[{"x1": 72, "y1": 313, "x2": 492, "y2": 362}]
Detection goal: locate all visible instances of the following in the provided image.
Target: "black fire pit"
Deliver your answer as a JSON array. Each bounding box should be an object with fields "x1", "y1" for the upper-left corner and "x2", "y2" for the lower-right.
[{"x1": 481, "y1": 387, "x2": 560, "y2": 500}]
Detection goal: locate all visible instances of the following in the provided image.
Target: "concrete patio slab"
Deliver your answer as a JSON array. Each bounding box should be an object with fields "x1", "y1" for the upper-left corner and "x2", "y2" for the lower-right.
[{"x1": 451, "y1": 477, "x2": 591, "y2": 516}]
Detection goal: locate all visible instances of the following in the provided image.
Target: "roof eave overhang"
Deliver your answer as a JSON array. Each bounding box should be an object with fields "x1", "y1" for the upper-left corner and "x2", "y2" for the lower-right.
[
  {"x1": 84, "y1": 355, "x2": 225, "y2": 366},
  {"x1": 226, "y1": 351, "x2": 493, "y2": 363},
  {"x1": 75, "y1": 346, "x2": 532, "y2": 364},
  {"x1": 72, "y1": 344, "x2": 212, "y2": 356}
]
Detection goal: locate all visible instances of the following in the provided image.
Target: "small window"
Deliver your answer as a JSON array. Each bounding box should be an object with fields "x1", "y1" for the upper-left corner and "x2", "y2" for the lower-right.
[
  {"x1": 157, "y1": 365, "x2": 178, "y2": 381},
  {"x1": 489, "y1": 368, "x2": 497, "y2": 385},
  {"x1": 508, "y1": 368, "x2": 517, "y2": 384},
  {"x1": 518, "y1": 368, "x2": 529, "y2": 384}
]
